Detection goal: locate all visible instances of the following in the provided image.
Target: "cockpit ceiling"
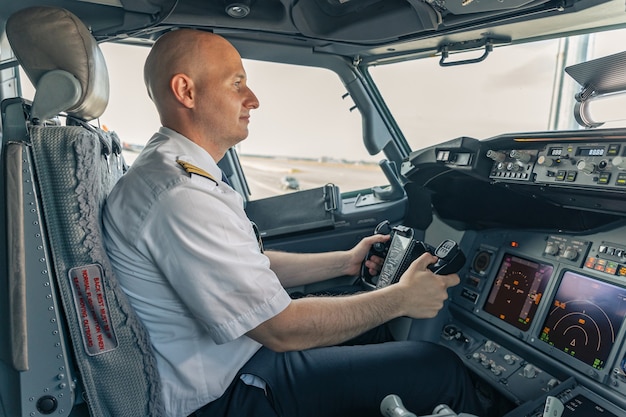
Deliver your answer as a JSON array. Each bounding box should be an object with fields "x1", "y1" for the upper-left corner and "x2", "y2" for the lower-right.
[{"x1": 1, "y1": 0, "x2": 624, "y2": 60}]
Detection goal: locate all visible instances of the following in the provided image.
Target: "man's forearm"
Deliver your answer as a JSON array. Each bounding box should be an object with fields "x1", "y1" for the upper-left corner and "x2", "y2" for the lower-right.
[
  {"x1": 266, "y1": 250, "x2": 351, "y2": 287},
  {"x1": 247, "y1": 254, "x2": 458, "y2": 352},
  {"x1": 246, "y1": 285, "x2": 405, "y2": 352}
]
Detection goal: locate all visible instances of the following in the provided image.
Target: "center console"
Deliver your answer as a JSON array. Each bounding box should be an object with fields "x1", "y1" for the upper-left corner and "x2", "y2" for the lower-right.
[{"x1": 439, "y1": 224, "x2": 626, "y2": 415}]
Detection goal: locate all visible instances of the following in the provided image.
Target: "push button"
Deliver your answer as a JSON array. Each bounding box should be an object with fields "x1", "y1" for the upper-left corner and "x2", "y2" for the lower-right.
[{"x1": 598, "y1": 172, "x2": 611, "y2": 184}]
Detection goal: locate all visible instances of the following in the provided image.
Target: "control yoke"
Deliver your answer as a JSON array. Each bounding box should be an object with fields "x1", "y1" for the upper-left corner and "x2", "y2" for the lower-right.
[{"x1": 361, "y1": 221, "x2": 466, "y2": 290}]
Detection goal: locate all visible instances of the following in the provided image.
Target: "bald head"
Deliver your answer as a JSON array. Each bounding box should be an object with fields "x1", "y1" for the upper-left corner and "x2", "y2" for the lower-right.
[
  {"x1": 142, "y1": 28, "x2": 259, "y2": 160},
  {"x1": 144, "y1": 29, "x2": 237, "y2": 118}
]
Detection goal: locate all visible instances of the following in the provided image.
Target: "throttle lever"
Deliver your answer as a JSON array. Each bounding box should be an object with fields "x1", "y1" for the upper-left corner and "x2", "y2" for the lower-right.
[{"x1": 429, "y1": 239, "x2": 466, "y2": 275}]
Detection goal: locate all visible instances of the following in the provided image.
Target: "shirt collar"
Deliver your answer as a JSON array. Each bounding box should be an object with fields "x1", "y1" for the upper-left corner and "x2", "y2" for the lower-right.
[{"x1": 158, "y1": 126, "x2": 223, "y2": 182}]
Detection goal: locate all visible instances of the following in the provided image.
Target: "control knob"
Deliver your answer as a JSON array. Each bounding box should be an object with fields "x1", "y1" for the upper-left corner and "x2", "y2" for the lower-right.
[
  {"x1": 547, "y1": 378, "x2": 560, "y2": 390},
  {"x1": 522, "y1": 364, "x2": 538, "y2": 379},
  {"x1": 613, "y1": 156, "x2": 626, "y2": 170},
  {"x1": 576, "y1": 160, "x2": 596, "y2": 175},
  {"x1": 510, "y1": 150, "x2": 532, "y2": 163},
  {"x1": 483, "y1": 340, "x2": 497, "y2": 353},
  {"x1": 506, "y1": 162, "x2": 521, "y2": 172},
  {"x1": 487, "y1": 150, "x2": 507, "y2": 162},
  {"x1": 503, "y1": 354, "x2": 516, "y2": 365},
  {"x1": 544, "y1": 242, "x2": 559, "y2": 256},
  {"x1": 537, "y1": 155, "x2": 557, "y2": 167},
  {"x1": 562, "y1": 248, "x2": 578, "y2": 261}
]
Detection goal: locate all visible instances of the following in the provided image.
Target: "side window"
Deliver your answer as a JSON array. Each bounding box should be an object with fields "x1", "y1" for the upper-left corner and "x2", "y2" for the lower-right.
[
  {"x1": 19, "y1": 44, "x2": 387, "y2": 199},
  {"x1": 240, "y1": 60, "x2": 386, "y2": 200},
  {"x1": 100, "y1": 43, "x2": 160, "y2": 151}
]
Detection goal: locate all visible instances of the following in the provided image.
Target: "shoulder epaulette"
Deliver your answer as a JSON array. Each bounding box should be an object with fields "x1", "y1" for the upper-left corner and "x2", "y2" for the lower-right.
[{"x1": 176, "y1": 159, "x2": 218, "y2": 185}]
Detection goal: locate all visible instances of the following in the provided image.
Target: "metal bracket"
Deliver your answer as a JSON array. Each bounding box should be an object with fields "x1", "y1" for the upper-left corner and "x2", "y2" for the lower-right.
[
  {"x1": 573, "y1": 100, "x2": 604, "y2": 129},
  {"x1": 323, "y1": 183, "x2": 338, "y2": 212},
  {"x1": 438, "y1": 36, "x2": 510, "y2": 67},
  {"x1": 439, "y1": 40, "x2": 492, "y2": 67}
]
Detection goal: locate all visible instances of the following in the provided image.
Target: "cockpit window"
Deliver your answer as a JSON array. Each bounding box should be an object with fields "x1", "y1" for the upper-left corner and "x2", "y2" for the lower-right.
[
  {"x1": 20, "y1": 43, "x2": 388, "y2": 200},
  {"x1": 234, "y1": 60, "x2": 387, "y2": 200},
  {"x1": 370, "y1": 39, "x2": 560, "y2": 149},
  {"x1": 370, "y1": 28, "x2": 626, "y2": 151}
]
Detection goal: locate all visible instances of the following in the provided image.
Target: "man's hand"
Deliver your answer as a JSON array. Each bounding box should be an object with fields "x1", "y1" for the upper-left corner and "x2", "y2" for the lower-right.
[
  {"x1": 394, "y1": 252, "x2": 460, "y2": 319},
  {"x1": 342, "y1": 234, "x2": 391, "y2": 277}
]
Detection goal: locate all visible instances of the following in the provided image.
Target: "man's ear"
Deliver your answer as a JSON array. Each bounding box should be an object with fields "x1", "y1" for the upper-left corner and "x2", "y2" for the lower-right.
[{"x1": 170, "y1": 73, "x2": 195, "y2": 109}]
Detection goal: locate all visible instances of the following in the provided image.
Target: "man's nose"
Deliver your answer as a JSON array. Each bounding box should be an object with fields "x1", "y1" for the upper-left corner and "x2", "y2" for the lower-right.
[{"x1": 246, "y1": 87, "x2": 260, "y2": 109}]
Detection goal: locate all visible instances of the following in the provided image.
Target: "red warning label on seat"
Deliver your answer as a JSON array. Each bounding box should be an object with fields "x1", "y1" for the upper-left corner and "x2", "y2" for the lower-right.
[{"x1": 69, "y1": 264, "x2": 118, "y2": 355}]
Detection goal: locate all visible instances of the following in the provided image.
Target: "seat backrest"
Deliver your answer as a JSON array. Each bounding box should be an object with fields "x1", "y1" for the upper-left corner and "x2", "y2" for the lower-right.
[{"x1": 1, "y1": 6, "x2": 164, "y2": 417}]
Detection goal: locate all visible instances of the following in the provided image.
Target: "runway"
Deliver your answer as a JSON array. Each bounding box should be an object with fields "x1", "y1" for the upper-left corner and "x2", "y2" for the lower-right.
[{"x1": 240, "y1": 155, "x2": 387, "y2": 200}]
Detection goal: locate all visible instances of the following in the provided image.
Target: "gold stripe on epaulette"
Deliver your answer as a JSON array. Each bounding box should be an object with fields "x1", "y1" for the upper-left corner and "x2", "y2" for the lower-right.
[{"x1": 176, "y1": 159, "x2": 218, "y2": 185}]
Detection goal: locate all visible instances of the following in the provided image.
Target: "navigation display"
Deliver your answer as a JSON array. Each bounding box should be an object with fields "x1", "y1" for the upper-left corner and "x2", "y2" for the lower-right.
[
  {"x1": 539, "y1": 271, "x2": 626, "y2": 370},
  {"x1": 483, "y1": 254, "x2": 553, "y2": 331}
]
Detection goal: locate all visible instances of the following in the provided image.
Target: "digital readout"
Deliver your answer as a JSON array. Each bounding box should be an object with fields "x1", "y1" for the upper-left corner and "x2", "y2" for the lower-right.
[
  {"x1": 576, "y1": 147, "x2": 605, "y2": 157},
  {"x1": 549, "y1": 147, "x2": 563, "y2": 156}
]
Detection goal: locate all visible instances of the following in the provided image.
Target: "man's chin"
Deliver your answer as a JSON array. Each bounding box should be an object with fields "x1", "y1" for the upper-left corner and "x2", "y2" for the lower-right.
[{"x1": 230, "y1": 134, "x2": 248, "y2": 147}]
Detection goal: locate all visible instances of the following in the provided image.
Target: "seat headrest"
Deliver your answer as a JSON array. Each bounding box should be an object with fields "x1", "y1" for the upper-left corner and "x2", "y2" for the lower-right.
[{"x1": 6, "y1": 6, "x2": 109, "y2": 121}]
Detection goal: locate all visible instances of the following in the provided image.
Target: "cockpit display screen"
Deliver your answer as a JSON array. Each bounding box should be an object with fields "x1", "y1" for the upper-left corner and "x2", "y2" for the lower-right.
[
  {"x1": 483, "y1": 254, "x2": 553, "y2": 331},
  {"x1": 539, "y1": 271, "x2": 626, "y2": 370}
]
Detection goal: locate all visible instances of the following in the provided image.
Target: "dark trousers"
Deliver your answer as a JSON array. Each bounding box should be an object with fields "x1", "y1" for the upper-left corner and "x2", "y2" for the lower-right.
[{"x1": 194, "y1": 325, "x2": 482, "y2": 417}]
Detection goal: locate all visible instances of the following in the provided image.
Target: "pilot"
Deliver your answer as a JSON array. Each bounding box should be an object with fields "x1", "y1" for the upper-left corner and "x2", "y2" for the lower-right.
[{"x1": 102, "y1": 29, "x2": 483, "y2": 417}]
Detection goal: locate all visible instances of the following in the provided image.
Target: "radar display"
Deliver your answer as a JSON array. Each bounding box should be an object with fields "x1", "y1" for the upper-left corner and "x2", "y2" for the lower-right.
[{"x1": 539, "y1": 271, "x2": 626, "y2": 370}]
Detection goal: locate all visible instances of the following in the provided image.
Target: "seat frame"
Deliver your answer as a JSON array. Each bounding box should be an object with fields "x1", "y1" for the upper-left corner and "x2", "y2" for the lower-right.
[{"x1": 2, "y1": 95, "x2": 164, "y2": 416}]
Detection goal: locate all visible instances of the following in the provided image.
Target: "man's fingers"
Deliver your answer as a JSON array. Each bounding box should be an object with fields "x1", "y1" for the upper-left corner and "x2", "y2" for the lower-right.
[
  {"x1": 370, "y1": 233, "x2": 390, "y2": 244},
  {"x1": 406, "y1": 253, "x2": 460, "y2": 288},
  {"x1": 411, "y1": 252, "x2": 438, "y2": 271},
  {"x1": 440, "y1": 273, "x2": 460, "y2": 288}
]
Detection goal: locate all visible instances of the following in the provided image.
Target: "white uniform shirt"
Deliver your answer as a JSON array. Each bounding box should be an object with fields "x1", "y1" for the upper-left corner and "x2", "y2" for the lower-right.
[{"x1": 102, "y1": 127, "x2": 292, "y2": 417}]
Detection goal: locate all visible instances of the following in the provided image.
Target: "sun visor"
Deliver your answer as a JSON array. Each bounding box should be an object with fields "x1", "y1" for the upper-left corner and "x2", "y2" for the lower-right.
[
  {"x1": 566, "y1": 50, "x2": 626, "y2": 128},
  {"x1": 292, "y1": 0, "x2": 440, "y2": 43}
]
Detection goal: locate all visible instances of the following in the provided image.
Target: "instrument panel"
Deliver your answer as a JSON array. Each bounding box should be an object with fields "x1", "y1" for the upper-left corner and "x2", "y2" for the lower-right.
[
  {"x1": 401, "y1": 129, "x2": 626, "y2": 226},
  {"x1": 439, "y1": 223, "x2": 626, "y2": 415},
  {"x1": 488, "y1": 141, "x2": 626, "y2": 189}
]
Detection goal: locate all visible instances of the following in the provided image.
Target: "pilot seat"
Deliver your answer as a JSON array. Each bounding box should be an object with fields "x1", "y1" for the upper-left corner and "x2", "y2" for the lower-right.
[{"x1": 1, "y1": 6, "x2": 164, "y2": 417}]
